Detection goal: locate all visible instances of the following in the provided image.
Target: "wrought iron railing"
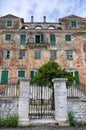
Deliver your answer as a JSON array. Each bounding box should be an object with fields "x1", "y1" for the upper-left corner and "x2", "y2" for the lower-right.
[
  {"x1": 67, "y1": 83, "x2": 86, "y2": 99},
  {"x1": 0, "y1": 78, "x2": 19, "y2": 96}
]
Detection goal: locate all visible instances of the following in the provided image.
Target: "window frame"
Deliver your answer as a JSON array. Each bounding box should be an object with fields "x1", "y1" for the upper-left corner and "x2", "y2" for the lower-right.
[
  {"x1": 35, "y1": 34, "x2": 44, "y2": 43},
  {"x1": 18, "y1": 70, "x2": 25, "y2": 78},
  {"x1": 71, "y1": 21, "x2": 77, "y2": 27},
  {"x1": 20, "y1": 34, "x2": 26, "y2": 45},
  {"x1": 5, "y1": 34, "x2": 11, "y2": 41},
  {"x1": 3, "y1": 50, "x2": 10, "y2": 59},
  {"x1": 34, "y1": 51, "x2": 41, "y2": 60},
  {"x1": 50, "y1": 50, "x2": 57, "y2": 60},
  {"x1": 30, "y1": 70, "x2": 38, "y2": 84},
  {"x1": 50, "y1": 34, "x2": 56, "y2": 46},
  {"x1": 66, "y1": 50, "x2": 73, "y2": 60},
  {"x1": 6, "y1": 20, "x2": 13, "y2": 27},
  {"x1": 66, "y1": 69, "x2": 80, "y2": 85},
  {"x1": 65, "y1": 34, "x2": 71, "y2": 41},
  {"x1": 1, "y1": 70, "x2": 9, "y2": 84},
  {"x1": 19, "y1": 50, "x2": 26, "y2": 59}
]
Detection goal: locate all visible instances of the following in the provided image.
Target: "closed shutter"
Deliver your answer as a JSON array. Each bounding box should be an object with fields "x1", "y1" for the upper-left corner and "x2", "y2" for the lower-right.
[
  {"x1": 18, "y1": 70, "x2": 25, "y2": 84},
  {"x1": 50, "y1": 34, "x2": 56, "y2": 46},
  {"x1": 18, "y1": 70, "x2": 25, "y2": 78},
  {"x1": 75, "y1": 71, "x2": 80, "y2": 85},
  {"x1": 30, "y1": 71, "x2": 34, "y2": 84},
  {"x1": 1, "y1": 70, "x2": 8, "y2": 84},
  {"x1": 65, "y1": 35, "x2": 71, "y2": 41},
  {"x1": 41, "y1": 34, "x2": 44, "y2": 43},
  {"x1": 20, "y1": 34, "x2": 26, "y2": 45}
]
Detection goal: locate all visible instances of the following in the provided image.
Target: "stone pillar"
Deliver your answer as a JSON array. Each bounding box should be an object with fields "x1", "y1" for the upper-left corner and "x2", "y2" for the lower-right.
[
  {"x1": 52, "y1": 78, "x2": 68, "y2": 126},
  {"x1": 18, "y1": 78, "x2": 30, "y2": 126}
]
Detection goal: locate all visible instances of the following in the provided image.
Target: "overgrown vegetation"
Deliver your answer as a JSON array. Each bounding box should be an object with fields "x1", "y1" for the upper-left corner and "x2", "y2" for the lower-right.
[
  {"x1": 0, "y1": 114, "x2": 18, "y2": 128},
  {"x1": 33, "y1": 59, "x2": 75, "y2": 88},
  {"x1": 68, "y1": 112, "x2": 86, "y2": 127},
  {"x1": 68, "y1": 112, "x2": 77, "y2": 126}
]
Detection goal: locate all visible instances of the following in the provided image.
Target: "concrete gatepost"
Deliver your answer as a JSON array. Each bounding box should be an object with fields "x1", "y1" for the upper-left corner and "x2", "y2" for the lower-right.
[
  {"x1": 18, "y1": 78, "x2": 30, "y2": 126},
  {"x1": 52, "y1": 78, "x2": 68, "y2": 126}
]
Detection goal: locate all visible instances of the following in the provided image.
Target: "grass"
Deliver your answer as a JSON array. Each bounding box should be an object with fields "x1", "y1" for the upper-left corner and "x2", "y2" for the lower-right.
[{"x1": 0, "y1": 114, "x2": 18, "y2": 128}]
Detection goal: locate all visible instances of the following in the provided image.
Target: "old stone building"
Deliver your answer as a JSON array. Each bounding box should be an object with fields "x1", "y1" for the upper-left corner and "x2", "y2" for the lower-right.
[{"x1": 0, "y1": 14, "x2": 86, "y2": 85}]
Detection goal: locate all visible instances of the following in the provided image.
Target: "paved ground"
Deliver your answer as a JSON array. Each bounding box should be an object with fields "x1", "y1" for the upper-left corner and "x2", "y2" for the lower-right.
[{"x1": 0, "y1": 125, "x2": 86, "y2": 130}]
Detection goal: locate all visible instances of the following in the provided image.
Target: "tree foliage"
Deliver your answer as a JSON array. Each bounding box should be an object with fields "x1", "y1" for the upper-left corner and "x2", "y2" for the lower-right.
[{"x1": 33, "y1": 59, "x2": 75, "y2": 88}]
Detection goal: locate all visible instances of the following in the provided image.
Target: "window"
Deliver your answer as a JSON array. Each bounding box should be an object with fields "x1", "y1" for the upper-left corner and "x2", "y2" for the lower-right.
[
  {"x1": 71, "y1": 21, "x2": 76, "y2": 27},
  {"x1": 50, "y1": 34, "x2": 56, "y2": 46},
  {"x1": 30, "y1": 70, "x2": 38, "y2": 84},
  {"x1": 50, "y1": 51, "x2": 57, "y2": 60},
  {"x1": 18, "y1": 70, "x2": 25, "y2": 78},
  {"x1": 36, "y1": 35, "x2": 40, "y2": 43},
  {"x1": 65, "y1": 35, "x2": 71, "y2": 41},
  {"x1": 35, "y1": 34, "x2": 44, "y2": 43},
  {"x1": 75, "y1": 71, "x2": 80, "y2": 85},
  {"x1": 67, "y1": 70, "x2": 80, "y2": 85},
  {"x1": 20, "y1": 34, "x2": 26, "y2": 45},
  {"x1": 35, "y1": 51, "x2": 41, "y2": 59},
  {"x1": 18, "y1": 70, "x2": 25, "y2": 84},
  {"x1": 48, "y1": 26, "x2": 55, "y2": 29},
  {"x1": 19, "y1": 50, "x2": 25, "y2": 59},
  {"x1": 6, "y1": 20, "x2": 12, "y2": 27},
  {"x1": 66, "y1": 51, "x2": 73, "y2": 60},
  {"x1": 1, "y1": 70, "x2": 8, "y2": 84},
  {"x1": 3, "y1": 50, "x2": 10, "y2": 59},
  {"x1": 5, "y1": 34, "x2": 11, "y2": 41}
]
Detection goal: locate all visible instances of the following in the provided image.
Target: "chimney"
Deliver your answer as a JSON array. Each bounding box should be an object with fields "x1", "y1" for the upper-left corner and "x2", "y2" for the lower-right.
[
  {"x1": 43, "y1": 16, "x2": 46, "y2": 23},
  {"x1": 31, "y1": 16, "x2": 34, "y2": 23}
]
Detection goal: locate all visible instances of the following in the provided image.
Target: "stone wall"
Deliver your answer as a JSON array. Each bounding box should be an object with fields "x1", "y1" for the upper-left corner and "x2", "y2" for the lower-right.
[
  {"x1": 0, "y1": 96, "x2": 86, "y2": 123},
  {"x1": 0, "y1": 97, "x2": 18, "y2": 118},
  {"x1": 68, "y1": 99, "x2": 86, "y2": 122}
]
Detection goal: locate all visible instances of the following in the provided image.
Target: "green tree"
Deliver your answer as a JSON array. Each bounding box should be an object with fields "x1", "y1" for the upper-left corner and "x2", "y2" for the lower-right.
[
  {"x1": 33, "y1": 59, "x2": 75, "y2": 110},
  {"x1": 33, "y1": 59, "x2": 75, "y2": 88}
]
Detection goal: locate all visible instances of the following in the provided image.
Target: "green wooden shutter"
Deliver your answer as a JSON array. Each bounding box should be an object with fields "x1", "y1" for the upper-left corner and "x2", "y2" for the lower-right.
[
  {"x1": 20, "y1": 34, "x2": 26, "y2": 45},
  {"x1": 41, "y1": 34, "x2": 44, "y2": 43},
  {"x1": 1, "y1": 70, "x2": 8, "y2": 84},
  {"x1": 30, "y1": 71, "x2": 34, "y2": 84},
  {"x1": 18, "y1": 70, "x2": 25, "y2": 84},
  {"x1": 50, "y1": 34, "x2": 56, "y2": 46},
  {"x1": 71, "y1": 21, "x2": 76, "y2": 27},
  {"x1": 5, "y1": 34, "x2": 11, "y2": 41},
  {"x1": 18, "y1": 70, "x2": 25, "y2": 78},
  {"x1": 75, "y1": 71, "x2": 80, "y2": 85},
  {"x1": 65, "y1": 35, "x2": 71, "y2": 41}
]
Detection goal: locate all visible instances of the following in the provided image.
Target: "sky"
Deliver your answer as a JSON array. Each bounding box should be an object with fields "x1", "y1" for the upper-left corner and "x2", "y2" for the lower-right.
[{"x1": 0, "y1": 0, "x2": 86, "y2": 22}]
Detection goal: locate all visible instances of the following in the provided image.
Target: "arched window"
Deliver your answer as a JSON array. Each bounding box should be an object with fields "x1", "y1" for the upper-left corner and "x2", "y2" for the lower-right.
[
  {"x1": 48, "y1": 26, "x2": 55, "y2": 29},
  {"x1": 21, "y1": 26, "x2": 29, "y2": 29},
  {"x1": 35, "y1": 26, "x2": 42, "y2": 29}
]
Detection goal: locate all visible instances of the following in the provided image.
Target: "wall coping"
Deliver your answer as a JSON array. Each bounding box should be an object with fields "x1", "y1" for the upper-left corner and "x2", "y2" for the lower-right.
[
  {"x1": 52, "y1": 78, "x2": 68, "y2": 83},
  {"x1": 68, "y1": 98, "x2": 86, "y2": 102},
  {"x1": 19, "y1": 78, "x2": 30, "y2": 81}
]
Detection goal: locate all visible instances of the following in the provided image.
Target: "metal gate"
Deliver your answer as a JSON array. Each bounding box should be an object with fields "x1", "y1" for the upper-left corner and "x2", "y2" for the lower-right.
[{"x1": 29, "y1": 85, "x2": 54, "y2": 119}]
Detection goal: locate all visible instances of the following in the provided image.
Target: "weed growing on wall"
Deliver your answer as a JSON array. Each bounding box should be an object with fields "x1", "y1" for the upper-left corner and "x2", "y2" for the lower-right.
[{"x1": 0, "y1": 114, "x2": 18, "y2": 128}]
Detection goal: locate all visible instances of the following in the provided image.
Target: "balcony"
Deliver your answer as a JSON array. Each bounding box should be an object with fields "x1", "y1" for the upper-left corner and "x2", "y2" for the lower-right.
[{"x1": 27, "y1": 38, "x2": 49, "y2": 49}]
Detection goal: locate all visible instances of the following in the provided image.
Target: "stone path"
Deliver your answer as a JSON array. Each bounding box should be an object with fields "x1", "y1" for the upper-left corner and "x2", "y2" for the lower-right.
[{"x1": 0, "y1": 125, "x2": 86, "y2": 130}]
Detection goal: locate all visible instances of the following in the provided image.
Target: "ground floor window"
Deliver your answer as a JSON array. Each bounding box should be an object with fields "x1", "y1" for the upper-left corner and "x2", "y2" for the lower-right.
[
  {"x1": 67, "y1": 69, "x2": 80, "y2": 85},
  {"x1": 1, "y1": 70, "x2": 8, "y2": 84},
  {"x1": 30, "y1": 70, "x2": 38, "y2": 84}
]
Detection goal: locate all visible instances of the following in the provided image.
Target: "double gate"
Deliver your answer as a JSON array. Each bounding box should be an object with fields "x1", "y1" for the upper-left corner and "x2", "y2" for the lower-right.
[{"x1": 29, "y1": 85, "x2": 54, "y2": 119}]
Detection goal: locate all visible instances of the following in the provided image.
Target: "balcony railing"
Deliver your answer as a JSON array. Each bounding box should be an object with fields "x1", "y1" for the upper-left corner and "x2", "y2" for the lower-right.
[{"x1": 27, "y1": 41, "x2": 49, "y2": 49}]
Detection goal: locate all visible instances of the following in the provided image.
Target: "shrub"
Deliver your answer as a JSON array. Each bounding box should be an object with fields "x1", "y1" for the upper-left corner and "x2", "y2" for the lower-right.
[
  {"x1": 68, "y1": 112, "x2": 77, "y2": 126},
  {"x1": 0, "y1": 114, "x2": 18, "y2": 128}
]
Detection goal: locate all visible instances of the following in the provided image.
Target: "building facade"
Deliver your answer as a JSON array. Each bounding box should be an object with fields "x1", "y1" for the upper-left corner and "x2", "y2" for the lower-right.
[{"x1": 0, "y1": 14, "x2": 86, "y2": 85}]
